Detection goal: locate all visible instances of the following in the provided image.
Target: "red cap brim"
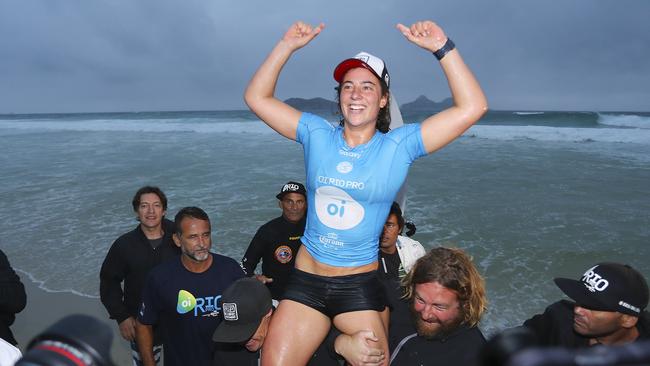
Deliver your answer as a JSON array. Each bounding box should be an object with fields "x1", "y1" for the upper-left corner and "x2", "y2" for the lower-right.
[{"x1": 333, "y1": 59, "x2": 377, "y2": 83}]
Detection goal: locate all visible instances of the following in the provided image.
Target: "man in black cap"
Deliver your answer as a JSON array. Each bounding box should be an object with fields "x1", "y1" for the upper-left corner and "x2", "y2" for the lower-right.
[
  {"x1": 523, "y1": 262, "x2": 650, "y2": 347},
  {"x1": 212, "y1": 277, "x2": 379, "y2": 366},
  {"x1": 241, "y1": 181, "x2": 307, "y2": 300}
]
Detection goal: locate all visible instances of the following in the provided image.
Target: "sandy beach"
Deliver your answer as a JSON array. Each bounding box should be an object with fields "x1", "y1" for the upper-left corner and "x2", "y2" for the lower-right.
[{"x1": 12, "y1": 276, "x2": 132, "y2": 365}]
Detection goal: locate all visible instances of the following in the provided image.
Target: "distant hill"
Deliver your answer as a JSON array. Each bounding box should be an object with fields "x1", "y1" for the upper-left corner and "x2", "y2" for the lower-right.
[
  {"x1": 283, "y1": 95, "x2": 452, "y2": 117},
  {"x1": 284, "y1": 97, "x2": 338, "y2": 112},
  {"x1": 400, "y1": 95, "x2": 452, "y2": 112}
]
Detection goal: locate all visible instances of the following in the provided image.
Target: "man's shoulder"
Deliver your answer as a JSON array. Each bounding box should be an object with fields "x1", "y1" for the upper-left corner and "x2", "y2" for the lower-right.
[
  {"x1": 148, "y1": 257, "x2": 181, "y2": 278},
  {"x1": 456, "y1": 325, "x2": 486, "y2": 344},
  {"x1": 112, "y1": 224, "x2": 143, "y2": 246},
  {"x1": 211, "y1": 253, "x2": 245, "y2": 271},
  {"x1": 257, "y1": 216, "x2": 285, "y2": 231}
]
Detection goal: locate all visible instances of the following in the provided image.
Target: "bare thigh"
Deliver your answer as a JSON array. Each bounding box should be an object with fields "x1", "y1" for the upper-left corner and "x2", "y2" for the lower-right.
[
  {"x1": 333, "y1": 310, "x2": 389, "y2": 366},
  {"x1": 261, "y1": 299, "x2": 331, "y2": 366}
]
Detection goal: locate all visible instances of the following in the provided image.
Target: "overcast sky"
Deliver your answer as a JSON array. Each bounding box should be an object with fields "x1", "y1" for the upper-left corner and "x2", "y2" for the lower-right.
[{"x1": 1, "y1": 0, "x2": 649, "y2": 113}]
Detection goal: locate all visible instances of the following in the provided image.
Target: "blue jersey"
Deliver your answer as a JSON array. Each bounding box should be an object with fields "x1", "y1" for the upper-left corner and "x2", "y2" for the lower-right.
[
  {"x1": 138, "y1": 254, "x2": 245, "y2": 366},
  {"x1": 296, "y1": 113, "x2": 426, "y2": 267}
]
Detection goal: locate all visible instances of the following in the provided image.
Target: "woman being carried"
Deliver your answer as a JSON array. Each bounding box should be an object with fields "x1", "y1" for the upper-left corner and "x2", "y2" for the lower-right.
[{"x1": 245, "y1": 20, "x2": 487, "y2": 365}]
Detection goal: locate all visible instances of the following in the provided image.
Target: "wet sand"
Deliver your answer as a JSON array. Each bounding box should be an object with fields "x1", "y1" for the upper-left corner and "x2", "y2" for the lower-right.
[{"x1": 12, "y1": 277, "x2": 132, "y2": 365}]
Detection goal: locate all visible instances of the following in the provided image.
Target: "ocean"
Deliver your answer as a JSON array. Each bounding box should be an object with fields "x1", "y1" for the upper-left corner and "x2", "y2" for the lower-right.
[{"x1": 1, "y1": 109, "x2": 649, "y2": 336}]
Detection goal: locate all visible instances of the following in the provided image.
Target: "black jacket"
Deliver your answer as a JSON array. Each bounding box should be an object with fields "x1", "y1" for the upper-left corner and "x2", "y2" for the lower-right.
[
  {"x1": 99, "y1": 219, "x2": 179, "y2": 325},
  {"x1": 523, "y1": 299, "x2": 650, "y2": 348},
  {"x1": 0, "y1": 249, "x2": 27, "y2": 345},
  {"x1": 241, "y1": 216, "x2": 305, "y2": 299}
]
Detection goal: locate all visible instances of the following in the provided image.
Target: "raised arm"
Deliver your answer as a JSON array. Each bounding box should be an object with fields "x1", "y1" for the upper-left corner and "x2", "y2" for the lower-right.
[
  {"x1": 397, "y1": 21, "x2": 488, "y2": 154},
  {"x1": 244, "y1": 21, "x2": 324, "y2": 140}
]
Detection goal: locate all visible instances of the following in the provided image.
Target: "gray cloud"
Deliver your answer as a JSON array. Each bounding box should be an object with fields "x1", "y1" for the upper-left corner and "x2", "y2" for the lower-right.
[{"x1": 1, "y1": 0, "x2": 648, "y2": 113}]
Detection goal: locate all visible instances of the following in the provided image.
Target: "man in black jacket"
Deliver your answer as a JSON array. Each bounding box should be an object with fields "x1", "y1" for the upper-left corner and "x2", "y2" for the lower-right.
[
  {"x1": 100, "y1": 186, "x2": 180, "y2": 366},
  {"x1": 523, "y1": 262, "x2": 650, "y2": 348},
  {"x1": 0, "y1": 249, "x2": 26, "y2": 347},
  {"x1": 241, "y1": 181, "x2": 306, "y2": 300}
]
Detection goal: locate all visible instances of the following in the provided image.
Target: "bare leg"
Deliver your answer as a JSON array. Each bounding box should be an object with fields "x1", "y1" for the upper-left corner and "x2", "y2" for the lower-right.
[
  {"x1": 262, "y1": 300, "x2": 331, "y2": 366},
  {"x1": 333, "y1": 310, "x2": 389, "y2": 366}
]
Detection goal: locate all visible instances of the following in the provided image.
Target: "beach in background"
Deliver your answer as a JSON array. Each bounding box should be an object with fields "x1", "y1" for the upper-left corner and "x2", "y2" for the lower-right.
[{"x1": 1, "y1": 109, "x2": 649, "y2": 363}]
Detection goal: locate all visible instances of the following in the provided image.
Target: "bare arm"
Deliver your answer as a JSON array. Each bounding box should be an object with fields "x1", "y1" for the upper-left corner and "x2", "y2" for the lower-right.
[
  {"x1": 135, "y1": 320, "x2": 156, "y2": 366},
  {"x1": 397, "y1": 21, "x2": 488, "y2": 154},
  {"x1": 244, "y1": 21, "x2": 324, "y2": 140}
]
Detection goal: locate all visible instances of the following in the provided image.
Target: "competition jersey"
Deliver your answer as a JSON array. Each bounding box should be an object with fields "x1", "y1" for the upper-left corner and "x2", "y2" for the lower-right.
[
  {"x1": 296, "y1": 113, "x2": 426, "y2": 267},
  {"x1": 138, "y1": 253, "x2": 245, "y2": 366}
]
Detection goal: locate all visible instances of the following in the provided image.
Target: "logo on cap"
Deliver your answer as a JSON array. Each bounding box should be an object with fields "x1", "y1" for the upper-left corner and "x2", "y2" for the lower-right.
[
  {"x1": 581, "y1": 265, "x2": 609, "y2": 292},
  {"x1": 356, "y1": 55, "x2": 370, "y2": 63},
  {"x1": 223, "y1": 303, "x2": 238, "y2": 321},
  {"x1": 283, "y1": 183, "x2": 300, "y2": 193}
]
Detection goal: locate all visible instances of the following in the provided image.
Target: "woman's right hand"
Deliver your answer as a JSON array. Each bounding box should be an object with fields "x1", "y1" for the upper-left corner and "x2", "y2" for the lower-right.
[{"x1": 280, "y1": 21, "x2": 325, "y2": 52}]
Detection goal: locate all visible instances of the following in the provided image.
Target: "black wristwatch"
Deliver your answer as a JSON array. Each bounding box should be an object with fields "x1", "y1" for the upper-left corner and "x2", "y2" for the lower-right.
[{"x1": 433, "y1": 38, "x2": 455, "y2": 61}]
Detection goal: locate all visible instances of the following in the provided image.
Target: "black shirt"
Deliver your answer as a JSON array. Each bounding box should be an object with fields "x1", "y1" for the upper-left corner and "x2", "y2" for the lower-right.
[
  {"x1": 523, "y1": 300, "x2": 650, "y2": 348},
  {"x1": 241, "y1": 216, "x2": 305, "y2": 299}
]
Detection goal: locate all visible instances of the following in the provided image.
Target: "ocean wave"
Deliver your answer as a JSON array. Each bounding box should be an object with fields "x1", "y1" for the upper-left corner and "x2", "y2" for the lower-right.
[
  {"x1": 2, "y1": 118, "x2": 649, "y2": 144},
  {"x1": 0, "y1": 119, "x2": 278, "y2": 134},
  {"x1": 597, "y1": 113, "x2": 650, "y2": 129},
  {"x1": 513, "y1": 111, "x2": 545, "y2": 115},
  {"x1": 15, "y1": 268, "x2": 99, "y2": 299},
  {"x1": 465, "y1": 125, "x2": 650, "y2": 144}
]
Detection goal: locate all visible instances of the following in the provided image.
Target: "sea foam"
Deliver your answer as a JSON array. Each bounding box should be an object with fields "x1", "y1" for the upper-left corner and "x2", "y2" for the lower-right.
[
  {"x1": 465, "y1": 125, "x2": 650, "y2": 144},
  {"x1": 597, "y1": 113, "x2": 650, "y2": 129}
]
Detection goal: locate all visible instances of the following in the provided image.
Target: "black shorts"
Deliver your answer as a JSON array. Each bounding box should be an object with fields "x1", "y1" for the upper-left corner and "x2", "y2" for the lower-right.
[{"x1": 282, "y1": 268, "x2": 387, "y2": 318}]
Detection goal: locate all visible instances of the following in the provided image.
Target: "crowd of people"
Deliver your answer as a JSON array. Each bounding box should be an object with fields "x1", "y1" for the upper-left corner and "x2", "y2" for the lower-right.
[
  {"x1": 90, "y1": 184, "x2": 649, "y2": 366},
  {"x1": 2, "y1": 19, "x2": 649, "y2": 366}
]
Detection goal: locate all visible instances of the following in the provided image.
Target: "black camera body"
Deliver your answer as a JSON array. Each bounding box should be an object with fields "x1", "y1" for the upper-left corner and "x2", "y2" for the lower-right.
[{"x1": 16, "y1": 314, "x2": 114, "y2": 366}]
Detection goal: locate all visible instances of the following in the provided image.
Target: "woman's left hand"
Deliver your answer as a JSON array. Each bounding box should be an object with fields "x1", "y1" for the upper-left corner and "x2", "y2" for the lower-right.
[{"x1": 397, "y1": 21, "x2": 447, "y2": 53}]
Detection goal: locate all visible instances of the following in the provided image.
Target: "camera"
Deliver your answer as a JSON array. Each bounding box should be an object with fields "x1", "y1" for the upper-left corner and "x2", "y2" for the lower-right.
[{"x1": 15, "y1": 314, "x2": 115, "y2": 366}]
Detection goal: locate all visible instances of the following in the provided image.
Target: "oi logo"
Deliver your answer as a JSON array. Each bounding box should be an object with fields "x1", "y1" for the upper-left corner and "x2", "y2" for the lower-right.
[{"x1": 177, "y1": 290, "x2": 197, "y2": 314}]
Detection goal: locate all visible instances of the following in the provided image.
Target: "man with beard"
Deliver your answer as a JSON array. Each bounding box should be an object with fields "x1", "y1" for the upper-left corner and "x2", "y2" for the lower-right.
[
  {"x1": 136, "y1": 207, "x2": 245, "y2": 366},
  {"x1": 241, "y1": 181, "x2": 307, "y2": 300},
  {"x1": 340, "y1": 247, "x2": 487, "y2": 366},
  {"x1": 522, "y1": 262, "x2": 650, "y2": 348},
  {"x1": 100, "y1": 186, "x2": 179, "y2": 366}
]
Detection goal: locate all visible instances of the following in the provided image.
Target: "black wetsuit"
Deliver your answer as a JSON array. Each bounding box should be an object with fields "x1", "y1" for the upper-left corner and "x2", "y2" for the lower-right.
[
  {"x1": 241, "y1": 216, "x2": 305, "y2": 299},
  {"x1": 99, "y1": 219, "x2": 180, "y2": 343},
  {"x1": 0, "y1": 250, "x2": 26, "y2": 346},
  {"x1": 384, "y1": 280, "x2": 486, "y2": 366},
  {"x1": 523, "y1": 300, "x2": 650, "y2": 347}
]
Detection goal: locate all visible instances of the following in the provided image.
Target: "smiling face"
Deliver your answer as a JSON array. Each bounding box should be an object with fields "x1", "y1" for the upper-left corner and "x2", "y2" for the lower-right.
[
  {"x1": 339, "y1": 67, "x2": 388, "y2": 131},
  {"x1": 411, "y1": 281, "x2": 463, "y2": 339},
  {"x1": 136, "y1": 193, "x2": 166, "y2": 230}
]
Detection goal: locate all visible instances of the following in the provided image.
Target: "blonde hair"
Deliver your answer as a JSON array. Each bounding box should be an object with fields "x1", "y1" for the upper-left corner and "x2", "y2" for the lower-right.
[{"x1": 402, "y1": 247, "x2": 487, "y2": 327}]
